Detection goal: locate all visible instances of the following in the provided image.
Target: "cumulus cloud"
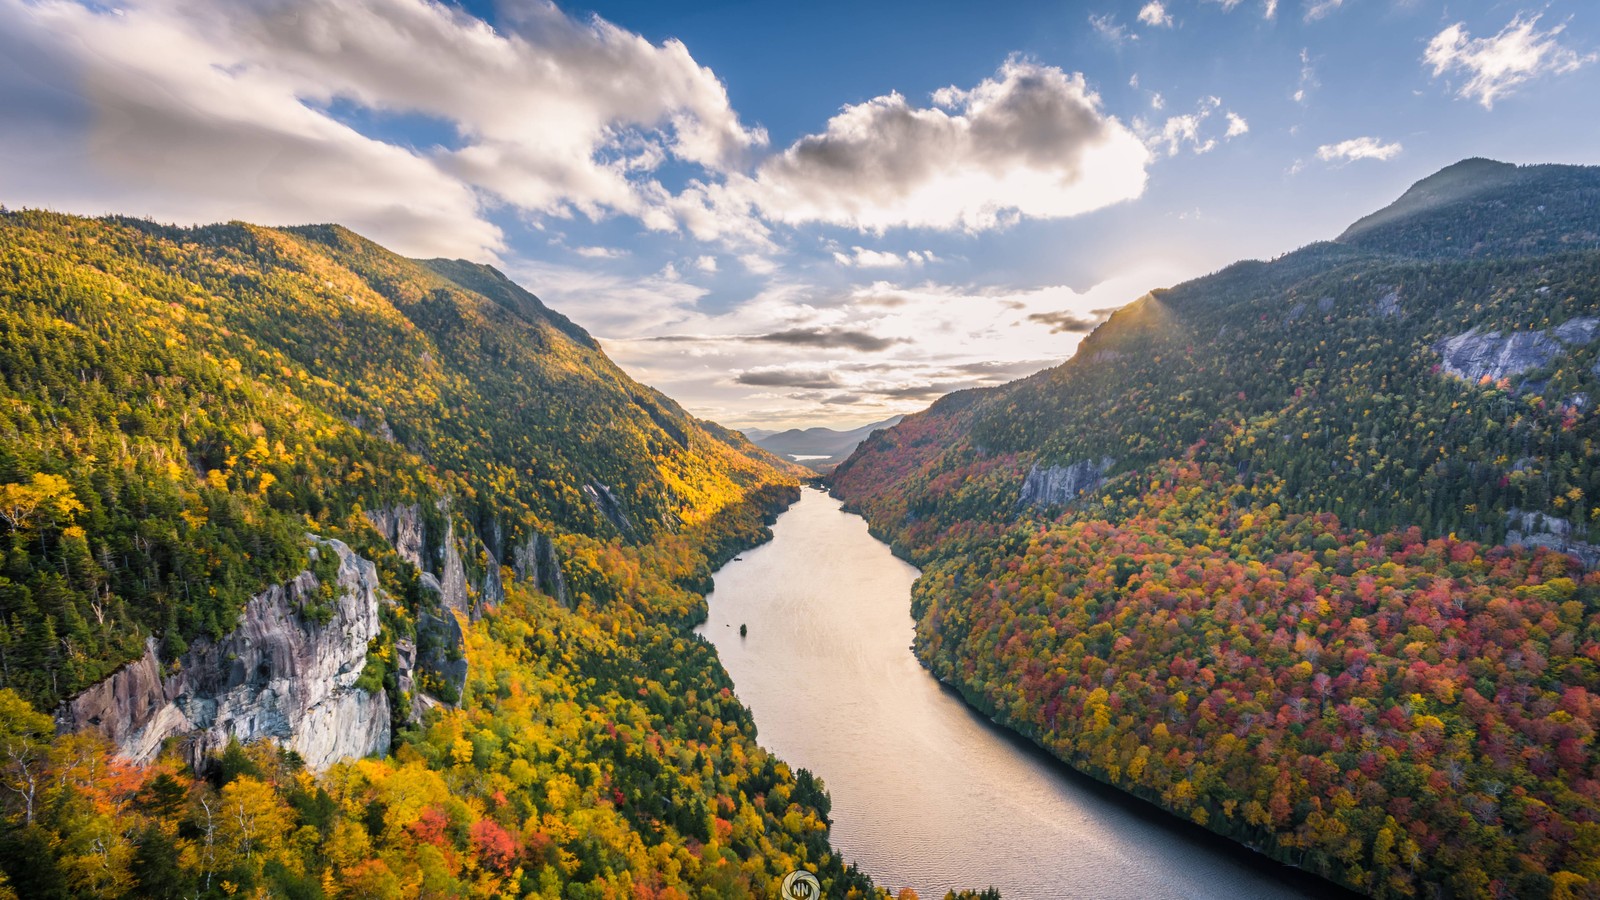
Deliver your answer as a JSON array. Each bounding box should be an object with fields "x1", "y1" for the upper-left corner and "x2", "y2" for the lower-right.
[
  {"x1": 1138, "y1": 2, "x2": 1174, "y2": 28},
  {"x1": 1225, "y1": 112, "x2": 1250, "y2": 137},
  {"x1": 1425, "y1": 14, "x2": 1595, "y2": 109},
  {"x1": 0, "y1": 0, "x2": 766, "y2": 257},
  {"x1": 1316, "y1": 136, "x2": 1403, "y2": 163},
  {"x1": 744, "y1": 59, "x2": 1150, "y2": 232}
]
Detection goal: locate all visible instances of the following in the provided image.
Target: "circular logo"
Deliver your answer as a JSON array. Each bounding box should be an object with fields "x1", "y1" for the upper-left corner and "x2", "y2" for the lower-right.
[{"x1": 780, "y1": 869, "x2": 821, "y2": 900}]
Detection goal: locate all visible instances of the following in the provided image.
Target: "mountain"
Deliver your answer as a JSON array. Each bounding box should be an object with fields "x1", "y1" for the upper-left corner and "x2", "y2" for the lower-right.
[
  {"x1": 0, "y1": 210, "x2": 921, "y2": 897},
  {"x1": 749, "y1": 416, "x2": 904, "y2": 472},
  {"x1": 833, "y1": 159, "x2": 1600, "y2": 897}
]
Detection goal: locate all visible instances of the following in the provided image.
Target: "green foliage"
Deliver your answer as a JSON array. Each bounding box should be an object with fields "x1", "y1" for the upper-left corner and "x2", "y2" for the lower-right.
[
  {"x1": 0, "y1": 208, "x2": 793, "y2": 707},
  {"x1": 0, "y1": 209, "x2": 925, "y2": 897}
]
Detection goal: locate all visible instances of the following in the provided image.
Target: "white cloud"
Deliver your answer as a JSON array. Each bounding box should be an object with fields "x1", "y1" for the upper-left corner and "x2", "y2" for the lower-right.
[
  {"x1": 693, "y1": 255, "x2": 719, "y2": 273},
  {"x1": 740, "y1": 254, "x2": 781, "y2": 275},
  {"x1": 743, "y1": 59, "x2": 1150, "y2": 232},
  {"x1": 600, "y1": 265, "x2": 1193, "y2": 429},
  {"x1": 1303, "y1": 0, "x2": 1343, "y2": 23},
  {"x1": 1151, "y1": 92, "x2": 1166, "y2": 110},
  {"x1": 1138, "y1": 2, "x2": 1174, "y2": 28},
  {"x1": 1225, "y1": 112, "x2": 1250, "y2": 138},
  {"x1": 1203, "y1": 0, "x2": 1276, "y2": 20},
  {"x1": 832, "y1": 247, "x2": 936, "y2": 268},
  {"x1": 1293, "y1": 48, "x2": 1318, "y2": 104},
  {"x1": 1140, "y1": 96, "x2": 1226, "y2": 156},
  {"x1": 506, "y1": 258, "x2": 708, "y2": 337},
  {"x1": 1089, "y1": 13, "x2": 1137, "y2": 46},
  {"x1": 0, "y1": 0, "x2": 768, "y2": 258},
  {"x1": 1425, "y1": 14, "x2": 1595, "y2": 109},
  {"x1": 574, "y1": 245, "x2": 628, "y2": 259},
  {"x1": 1316, "y1": 136, "x2": 1403, "y2": 163}
]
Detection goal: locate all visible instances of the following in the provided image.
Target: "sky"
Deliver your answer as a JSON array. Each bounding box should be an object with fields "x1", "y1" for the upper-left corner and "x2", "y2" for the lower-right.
[{"x1": 2, "y1": 0, "x2": 1597, "y2": 430}]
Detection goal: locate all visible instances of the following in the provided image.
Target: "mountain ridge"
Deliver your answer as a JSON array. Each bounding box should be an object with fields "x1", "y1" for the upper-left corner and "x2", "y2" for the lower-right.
[
  {"x1": 0, "y1": 208, "x2": 919, "y2": 898},
  {"x1": 833, "y1": 157, "x2": 1600, "y2": 897},
  {"x1": 748, "y1": 415, "x2": 904, "y2": 471}
]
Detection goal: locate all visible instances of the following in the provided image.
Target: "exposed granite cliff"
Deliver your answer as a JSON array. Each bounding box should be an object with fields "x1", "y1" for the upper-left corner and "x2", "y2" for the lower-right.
[
  {"x1": 584, "y1": 482, "x2": 635, "y2": 535},
  {"x1": 365, "y1": 502, "x2": 478, "y2": 621},
  {"x1": 512, "y1": 531, "x2": 570, "y2": 608},
  {"x1": 1433, "y1": 316, "x2": 1599, "y2": 384},
  {"x1": 365, "y1": 502, "x2": 574, "y2": 716},
  {"x1": 1507, "y1": 508, "x2": 1600, "y2": 568},
  {"x1": 56, "y1": 538, "x2": 389, "y2": 772},
  {"x1": 1019, "y1": 457, "x2": 1115, "y2": 508}
]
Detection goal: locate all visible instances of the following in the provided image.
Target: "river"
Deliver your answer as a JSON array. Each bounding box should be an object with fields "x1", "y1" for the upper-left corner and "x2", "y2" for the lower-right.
[{"x1": 697, "y1": 488, "x2": 1345, "y2": 900}]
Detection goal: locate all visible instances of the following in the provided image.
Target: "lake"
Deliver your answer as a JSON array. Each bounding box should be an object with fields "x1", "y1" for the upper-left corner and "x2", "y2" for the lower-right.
[{"x1": 697, "y1": 488, "x2": 1344, "y2": 900}]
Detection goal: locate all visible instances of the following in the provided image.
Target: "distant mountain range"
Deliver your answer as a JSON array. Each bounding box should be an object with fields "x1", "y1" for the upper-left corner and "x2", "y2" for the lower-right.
[{"x1": 747, "y1": 416, "x2": 904, "y2": 471}]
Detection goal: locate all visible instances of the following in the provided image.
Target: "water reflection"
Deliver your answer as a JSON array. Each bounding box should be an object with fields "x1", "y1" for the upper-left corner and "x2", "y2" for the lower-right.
[{"x1": 698, "y1": 489, "x2": 1343, "y2": 900}]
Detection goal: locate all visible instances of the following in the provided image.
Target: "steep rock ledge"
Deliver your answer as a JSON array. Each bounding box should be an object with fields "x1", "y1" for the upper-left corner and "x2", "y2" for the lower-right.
[
  {"x1": 1019, "y1": 457, "x2": 1115, "y2": 508},
  {"x1": 1433, "y1": 316, "x2": 1599, "y2": 384},
  {"x1": 366, "y1": 503, "x2": 573, "y2": 717},
  {"x1": 56, "y1": 538, "x2": 389, "y2": 772}
]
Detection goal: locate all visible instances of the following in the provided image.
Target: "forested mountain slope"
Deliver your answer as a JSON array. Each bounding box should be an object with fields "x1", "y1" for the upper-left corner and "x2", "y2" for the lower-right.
[
  {"x1": 833, "y1": 159, "x2": 1600, "y2": 898},
  {"x1": 0, "y1": 209, "x2": 917, "y2": 897}
]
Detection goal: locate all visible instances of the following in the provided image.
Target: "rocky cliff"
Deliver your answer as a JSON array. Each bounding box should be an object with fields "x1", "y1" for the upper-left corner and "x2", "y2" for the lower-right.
[
  {"x1": 365, "y1": 502, "x2": 573, "y2": 715},
  {"x1": 1018, "y1": 458, "x2": 1114, "y2": 508},
  {"x1": 1433, "y1": 316, "x2": 1599, "y2": 384},
  {"x1": 56, "y1": 538, "x2": 389, "y2": 772}
]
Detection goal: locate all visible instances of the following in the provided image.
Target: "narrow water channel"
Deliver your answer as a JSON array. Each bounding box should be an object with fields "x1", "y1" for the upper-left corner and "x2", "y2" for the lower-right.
[{"x1": 697, "y1": 488, "x2": 1343, "y2": 900}]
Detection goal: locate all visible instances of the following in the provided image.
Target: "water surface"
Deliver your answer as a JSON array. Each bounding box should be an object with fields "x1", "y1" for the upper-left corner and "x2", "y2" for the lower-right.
[{"x1": 698, "y1": 488, "x2": 1339, "y2": 900}]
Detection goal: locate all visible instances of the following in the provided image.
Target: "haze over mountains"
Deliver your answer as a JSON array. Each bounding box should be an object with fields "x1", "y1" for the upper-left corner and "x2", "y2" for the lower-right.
[{"x1": 746, "y1": 416, "x2": 904, "y2": 471}]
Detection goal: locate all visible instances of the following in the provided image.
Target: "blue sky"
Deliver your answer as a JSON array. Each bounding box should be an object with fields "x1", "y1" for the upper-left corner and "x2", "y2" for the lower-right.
[{"x1": 2, "y1": 0, "x2": 1597, "y2": 428}]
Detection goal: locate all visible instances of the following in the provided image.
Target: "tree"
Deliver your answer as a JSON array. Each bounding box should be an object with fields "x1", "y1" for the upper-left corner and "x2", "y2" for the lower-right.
[
  {"x1": 0, "y1": 688, "x2": 51, "y2": 824},
  {"x1": 0, "y1": 474, "x2": 83, "y2": 535}
]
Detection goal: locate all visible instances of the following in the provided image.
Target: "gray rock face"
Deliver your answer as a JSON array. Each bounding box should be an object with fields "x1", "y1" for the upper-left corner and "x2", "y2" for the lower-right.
[
  {"x1": 366, "y1": 503, "x2": 480, "y2": 622},
  {"x1": 512, "y1": 531, "x2": 570, "y2": 608},
  {"x1": 57, "y1": 539, "x2": 389, "y2": 772},
  {"x1": 365, "y1": 503, "x2": 426, "y2": 571},
  {"x1": 1019, "y1": 458, "x2": 1114, "y2": 508},
  {"x1": 436, "y1": 518, "x2": 472, "y2": 620},
  {"x1": 1376, "y1": 288, "x2": 1401, "y2": 317},
  {"x1": 478, "y1": 541, "x2": 505, "y2": 609},
  {"x1": 583, "y1": 482, "x2": 634, "y2": 534},
  {"x1": 1554, "y1": 318, "x2": 1600, "y2": 345},
  {"x1": 1435, "y1": 329, "x2": 1561, "y2": 382},
  {"x1": 1434, "y1": 316, "x2": 1600, "y2": 384},
  {"x1": 1507, "y1": 509, "x2": 1600, "y2": 568}
]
